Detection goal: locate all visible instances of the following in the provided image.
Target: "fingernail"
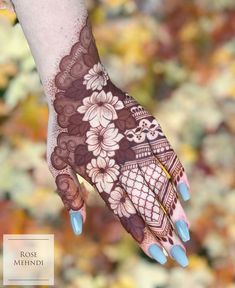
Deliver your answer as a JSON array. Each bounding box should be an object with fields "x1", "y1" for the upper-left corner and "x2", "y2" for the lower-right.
[
  {"x1": 69, "y1": 210, "x2": 83, "y2": 235},
  {"x1": 148, "y1": 244, "x2": 167, "y2": 265},
  {"x1": 177, "y1": 183, "x2": 190, "y2": 201},
  {"x1": 170, "y1": 245, "x2": 189, "y2": 267},
  {"x1": 175, "y1": 220, "x2": 190, "y2": 242}
]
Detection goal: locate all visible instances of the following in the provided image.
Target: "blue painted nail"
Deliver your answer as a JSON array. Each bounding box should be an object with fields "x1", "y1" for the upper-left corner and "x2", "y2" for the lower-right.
[
  {"x1": 175, "y1": 220, "x2": 190, "y2": 242},
  {"x1": 170, "y1": 245, "x2": 189, "y2": 267},
  {"x1": 69, "y1": 210, "x2": 83, "y2": 235},
  {"x1": 148, "y1": 244, "x2": 167, "y2": 265},
  {"x1": 177, "y1": 183, "x2": 190, "y2": 201}
]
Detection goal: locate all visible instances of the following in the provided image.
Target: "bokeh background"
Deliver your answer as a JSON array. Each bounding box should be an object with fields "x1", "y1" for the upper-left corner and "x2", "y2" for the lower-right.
[{"x1": 0, "y1": 0, "x2": 235, "y2": 287}]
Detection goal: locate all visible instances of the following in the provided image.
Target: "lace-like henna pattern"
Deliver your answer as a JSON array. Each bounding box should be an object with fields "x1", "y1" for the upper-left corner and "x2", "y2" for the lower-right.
[{"x1": 50, "y1": 16, "x2": 189, "y2": 247}]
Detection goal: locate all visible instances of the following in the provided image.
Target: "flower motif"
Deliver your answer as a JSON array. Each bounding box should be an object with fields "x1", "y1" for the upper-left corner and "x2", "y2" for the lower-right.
[
  {"x1": 83, "y1": 62, "x2": 109, "y2": 91},
  {"x1": 109, "y1": 186, "x2": 136, "y2": 218},
  {"x1": 77, "y1": 90, "x2": 124, "y2": 127},
  {"x1": 86, "y1": 123, "x2": 124, "y2": 157},
  {"x1": 87, "y1": 157, "x2": 119, "y2": 193}
]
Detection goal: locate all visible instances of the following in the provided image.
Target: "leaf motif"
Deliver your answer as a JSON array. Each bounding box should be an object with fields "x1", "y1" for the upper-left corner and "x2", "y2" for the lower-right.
[
  {"x1": 69, "y1": 113, "x2": 83, "y2": 124},
  {"x1": 115, "y1": 110, "x2": 136, "y2": 131},
  {"x1": 83, "y1": 54, "x2": 94, "y2": 67},
  {"x1": 79, "y1": 121, "x2": 89, "y2": 135},
  {"x1": 64, "y1": 82, "x2": 90, "y2": 100},
  {"x1": 103, "y1": 80, "x2": 126, "y2": 101},
  {"x1": 68, "y1": 114, "x2": 89, "y2": 136},
  {"x1": 120, "y1": 214, "x2": 145, "y2": 243},
  {"x1": 74, "y1": 144, "x2": 92, "y2": 166},
  {"x1": 67, "y1": 124, "x2": 80, "y2": 135},
  {"x1": 118, "y1": 109, "x2": 130, "y2": 120},
  {"x1": 115, "y1": 119, "x2": 126, "y2": 131},
  {"x1": 126, "y1": 116, "x2": 136, "y2": 129},
  {"x1": 119, "y1": 138, "x2": 130, "y2": 150}
]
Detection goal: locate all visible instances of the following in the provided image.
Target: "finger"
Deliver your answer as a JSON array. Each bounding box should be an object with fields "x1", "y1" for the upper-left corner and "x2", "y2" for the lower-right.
[
  {"x1": 139, "y1": 159, "x2": 191, "y2": 227},
  {"x1": 48, "y1": 153, "x2": 86, "y2": 235},
  {"x1": 139, "y1": 227, "x2": 168, "y2": 265},
  {"x1": 55, "y1": 167, "x2": 86, "y2": 235},
  {"x1": 139, "y1": 161, "x2": 191, "y2": 241},
  {"x1": 143, "y1": 115, "x2": 190, "y2": 201},
  {"x1": 94, "y1": 183, "x2": 167, "y2": 265},
  {"x1": 120, "y1": 166, "x2": 189, "y2": 267},
  {"x1": 159, "y1": 176, "x2": 191, "y2": 240}
]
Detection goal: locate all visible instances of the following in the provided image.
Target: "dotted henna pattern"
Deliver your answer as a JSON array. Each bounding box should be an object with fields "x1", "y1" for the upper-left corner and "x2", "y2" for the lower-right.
[{"x1": 50, "y1": 16, "x2": 188, "y2": 246}]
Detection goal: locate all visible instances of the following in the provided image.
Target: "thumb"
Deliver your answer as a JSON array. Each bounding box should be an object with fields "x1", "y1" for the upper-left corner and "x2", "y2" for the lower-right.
[
  {"x1": 49, "y1": 154, "x2": 87, "y2": 235},
  {"x1": 46, "y1": 113, "x2": 87, "y2": 235}
]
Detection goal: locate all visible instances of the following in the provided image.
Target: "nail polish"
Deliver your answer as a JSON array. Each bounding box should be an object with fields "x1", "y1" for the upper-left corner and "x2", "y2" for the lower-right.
[
  {"x1": 148, "y1": 244, "x2": 167, "y2": 265},
  {"x1": 175, "y1": 220, "x2": 190, "y2": 242},
  {"x1": 170, "y1": 245, "x2": 189, "y2": 267},
  {"x1": 69, "y1": 210, "x2": 83, "y2": 235},
  {"x1": 177, "y1": 183, "x2": 190, "y2": 201}
]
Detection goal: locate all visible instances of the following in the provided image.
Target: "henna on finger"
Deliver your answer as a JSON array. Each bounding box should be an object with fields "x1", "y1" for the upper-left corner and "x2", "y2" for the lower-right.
[
  {"x1": 119, "y1": 165, "x2": 175, "y2": 245},
  {"x1": 140, "y1": 227, "x2": 167, "y2": 265},
  {"x1": 93, "y1": 184, "x2": 146, "y2": 244},
  {"x1": 138, "y1": 161, "x2": 190, "y2": 242},
  {"x1": 122, "y1": 107, "x2": 191, "y2": 201},
  {"x1": 119, "y1": 164, "x2": 188, "y2": 266},
  {"x1": 95, "y1": 185, "x2": 168, "y2": 265},
  {"x1": 138, "y1": 159, "x2": 178, "y2": 218}
]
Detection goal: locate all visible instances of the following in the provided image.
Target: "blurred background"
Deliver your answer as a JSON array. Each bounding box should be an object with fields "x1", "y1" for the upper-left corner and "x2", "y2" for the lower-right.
[{"x1": 0, "y1": 0, "x2": 235, "y2": 287}]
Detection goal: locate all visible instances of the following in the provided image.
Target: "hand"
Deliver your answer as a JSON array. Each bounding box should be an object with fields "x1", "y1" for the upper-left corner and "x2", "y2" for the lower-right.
[{"x1": 46, "y1": 17, "x2": 191, "y2": 267}]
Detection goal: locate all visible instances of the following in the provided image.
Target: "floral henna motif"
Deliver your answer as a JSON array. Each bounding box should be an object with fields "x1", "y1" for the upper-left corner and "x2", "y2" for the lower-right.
[
  {"x1": 83, "y1": 62, "x2": 109, "y2": 91},
  {"x1": 50, "y1": 15, "x2": 189, "y2": 247},
  {"x1": 86, "y1": 123, "x2": 124, "y2": 157},
  {"x1": 86, "y1": 157, "x2": 119, "y2": 193},
  {"x1": 109, "y1": 186, "x2": 136, "y2": 218},
  {"x1": 77, "y1": 90, "x2": 124, "y2": 127}
]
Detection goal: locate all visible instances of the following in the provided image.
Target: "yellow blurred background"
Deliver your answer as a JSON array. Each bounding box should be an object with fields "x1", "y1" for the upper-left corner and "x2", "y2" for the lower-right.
[{"x1": 0, "y1": 0, "x2": 235, "y2": 287}]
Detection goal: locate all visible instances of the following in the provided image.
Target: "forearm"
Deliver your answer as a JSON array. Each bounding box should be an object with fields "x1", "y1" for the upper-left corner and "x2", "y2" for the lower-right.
[{"x1": 12, "y1": 0, "x2": 88, "y2": 106}]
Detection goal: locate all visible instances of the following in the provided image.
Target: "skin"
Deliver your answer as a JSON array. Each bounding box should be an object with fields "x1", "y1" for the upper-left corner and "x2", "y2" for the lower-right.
[{"x1": 9, "y1": 0, "x2": 191, "y2": 266}]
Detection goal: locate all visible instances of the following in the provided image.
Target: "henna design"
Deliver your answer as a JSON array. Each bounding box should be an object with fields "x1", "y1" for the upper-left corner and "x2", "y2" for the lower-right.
[
  {"x1": 55, "y1": 174, "x2": 83, "y2": 211},
  {"x1": 48, "y1": 15, "x2": 190, "y2": 249}
]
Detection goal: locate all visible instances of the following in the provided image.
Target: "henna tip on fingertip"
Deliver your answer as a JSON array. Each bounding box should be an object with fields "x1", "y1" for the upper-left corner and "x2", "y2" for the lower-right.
[
  {"x1": 148, "y1": 244, "x2": 167, "y2": 265},
  {"x1": 69, "y1": 210, "x2": 83, "y2": 235}
]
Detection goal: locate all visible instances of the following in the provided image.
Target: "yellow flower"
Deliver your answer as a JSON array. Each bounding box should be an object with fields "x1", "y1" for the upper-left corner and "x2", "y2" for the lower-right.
[
  {"x1": 212, "y1": 48, "x2": 232, "y2": 66},
  {"x1": 111, "y1": 275, "x2": 135, "y2": 288},
  {"x1": 228, "y1": 85, "x2": 235, "y2": 98},
  {"x1": 0, "y1": 61, "x2": 17, "y2": 88},
  {"x1": 189, "y1": 254, "x2": 210, "y2": 269},
  {"x1": 179, "y1": 143, "x2": 198, "y2": 163},
  {"x1": 114, "y1": 18, "x2": 153, "y2": 64},
  {"x1": 179, "y1": 21, "x2": 200, "y2": 42},
  {"x1": 102, "y1": 0, "x2": 129, "y2": 8}
]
